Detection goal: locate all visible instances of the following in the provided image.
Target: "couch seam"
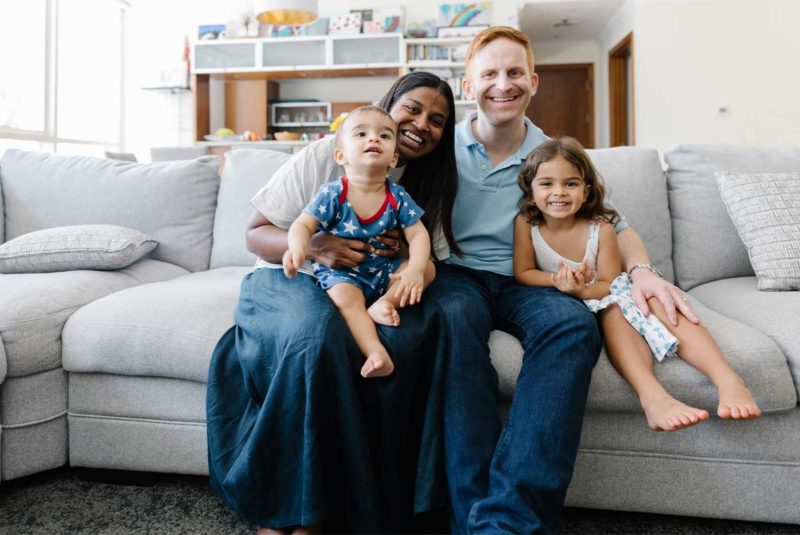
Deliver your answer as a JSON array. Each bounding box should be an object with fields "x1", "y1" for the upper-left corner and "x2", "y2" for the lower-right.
[
  {"x1": 578, "y1": 447, "x2": 800, "y2": 467},
  {"x1": 1, "y1": 409, "x2": 68, "y2": 429},
  {"x1": 68, "y1": 411, "x2": 205, "y2": 427},
  {"x1": 0, "y1": 305, "x2": 82, "y2": 327}
]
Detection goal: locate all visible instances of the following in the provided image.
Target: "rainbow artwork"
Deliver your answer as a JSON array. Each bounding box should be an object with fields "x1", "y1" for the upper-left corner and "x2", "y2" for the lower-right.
[{"x1": 438, "y1": 3, "x2": 492, "y2": 27}]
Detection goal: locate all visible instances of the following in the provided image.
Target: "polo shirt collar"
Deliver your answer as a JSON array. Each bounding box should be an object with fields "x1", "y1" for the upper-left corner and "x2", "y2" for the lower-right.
[{"x1": 456, "y1": 111, "x2": 546, "y2": 161}]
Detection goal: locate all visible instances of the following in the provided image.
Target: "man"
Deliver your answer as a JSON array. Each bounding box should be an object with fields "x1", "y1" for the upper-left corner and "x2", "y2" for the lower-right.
[{"x1": 434, "y1": 26, "x2": 697, "y2": 533}]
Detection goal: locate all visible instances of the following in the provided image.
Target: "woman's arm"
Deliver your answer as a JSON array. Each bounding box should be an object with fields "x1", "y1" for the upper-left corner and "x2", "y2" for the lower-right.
[
  {"x1": 245, "y1": 211, "x2": 371, "y2": 269},
  {"x1": 513, "y1": 215, "x2": 553, "y2": 287}
]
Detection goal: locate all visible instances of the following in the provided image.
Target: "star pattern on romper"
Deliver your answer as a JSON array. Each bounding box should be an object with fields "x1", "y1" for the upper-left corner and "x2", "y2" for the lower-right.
[
  {"x1": 317, "y1": 205, "x2": 327, "y2": 214},
  {"x1": 379, "y1": 220, "x2": 385, "y2": 226},
  {"x1": 342, "y1": 220, "x2": 357, "y2": 234},
  {"x1": 362, "y1": 229, "x2": 369, "y2": 234},
  {"x1": 408, "y1": 209, "x2": 416, "y2": 217},
  {"x1": 368, "y1": 266, "x2": 378, "y2": 273},
  {"x1": 320, "y1": 221, "x2": 329, "y2": 228},
  {"x1": 311, "y1": 262, "x2": 321, "y2": 270},
  {"x1": 331, "y1": 229, "x2": 338, "y2": 236}
]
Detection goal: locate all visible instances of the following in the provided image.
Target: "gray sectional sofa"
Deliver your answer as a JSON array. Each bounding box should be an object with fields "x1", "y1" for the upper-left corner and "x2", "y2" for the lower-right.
[{"x1": 0, "y1": 144, "x2": 798, "y2": 525}]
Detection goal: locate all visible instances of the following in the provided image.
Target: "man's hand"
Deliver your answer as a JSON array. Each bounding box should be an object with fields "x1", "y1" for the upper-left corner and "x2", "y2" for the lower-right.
[
  {"x1": 309, "y1": 232, "x2": 370, "y2": 269},
  {"x1": 389, "y1": 268, "x2": 425, "y2": 307},
  {"x1": 630, "y1": 268, "x2": 700, "y2": 326}
]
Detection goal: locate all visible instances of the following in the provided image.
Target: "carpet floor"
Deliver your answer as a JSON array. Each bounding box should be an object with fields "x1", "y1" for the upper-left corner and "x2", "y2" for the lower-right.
[{"x1": 0, "y1": 467, "x2": 797, "y2": 534}]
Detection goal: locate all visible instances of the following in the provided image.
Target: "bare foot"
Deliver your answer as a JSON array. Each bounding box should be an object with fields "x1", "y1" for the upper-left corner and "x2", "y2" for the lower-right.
[
  {"x1": 361, "y1": 351, "x2": 395, "y2": 378},
  {"x1": 367, "y1": 299, "x2": 400, "y2": 327},
  {"x1": 641, "y1": 393, "x2": 710, "y2": 431},
  {"x1": 716, "y1": 376, "x2": 761, "y2": 419},
  {"x1": 292, "y1": 526, "x2": 320, "y2": 535}
]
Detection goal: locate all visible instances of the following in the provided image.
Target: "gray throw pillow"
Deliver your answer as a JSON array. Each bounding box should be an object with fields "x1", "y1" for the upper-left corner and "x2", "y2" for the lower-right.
[
  {"x1": 715, "y1": 171, "x2": 800, "y2": 291},
  {"x1": 0, "y1": 224, "x2": 157, "y2": 274}
]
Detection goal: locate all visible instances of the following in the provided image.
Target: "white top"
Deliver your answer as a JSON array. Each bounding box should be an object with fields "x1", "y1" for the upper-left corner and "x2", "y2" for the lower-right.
[
  {"x1": 249, "y1": 136, "x2": 449, "y2": 273},
  {"x1": 531, "y1": 221, "x2": 600, "y2": 275}
]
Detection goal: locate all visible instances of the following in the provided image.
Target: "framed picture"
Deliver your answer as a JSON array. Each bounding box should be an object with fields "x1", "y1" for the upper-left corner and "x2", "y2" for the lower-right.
[
  {"x1": 198, "y1": 24, "x2": 225, "y2": 40},
  {"x1": 373, "y1": 7, "x2": 404, "y2": 33},
  {"x1": 329, "y1": 12, "x2": 362, "y2": 35},
  {"x1": 437, "y1": 24, "x2": 489, "y2": 38},
  {"x1": 438, "y1": 3, "x2": 492, "y2": 27}
]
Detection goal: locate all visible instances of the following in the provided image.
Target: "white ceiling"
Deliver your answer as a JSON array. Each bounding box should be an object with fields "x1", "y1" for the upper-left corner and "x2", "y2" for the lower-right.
[{"x1": 519, "y1": 0, "x2": 627, "y2": 41}]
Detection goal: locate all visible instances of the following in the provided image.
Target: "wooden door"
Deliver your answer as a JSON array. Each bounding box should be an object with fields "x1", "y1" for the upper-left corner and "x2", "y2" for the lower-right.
[{"x1": 526, "y1": 64, "x2": 594, "y2": 148}]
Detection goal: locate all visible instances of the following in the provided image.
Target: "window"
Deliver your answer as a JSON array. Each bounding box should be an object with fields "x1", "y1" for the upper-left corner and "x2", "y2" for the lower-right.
[{"x1": 0, "y1": 0, "x2": 126, "y2": 156}]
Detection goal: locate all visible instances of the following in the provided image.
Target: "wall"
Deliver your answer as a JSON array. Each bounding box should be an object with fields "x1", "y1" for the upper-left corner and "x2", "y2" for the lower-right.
[
  {"x1": 633, "y1": 0, "x2": 800, "y2": 151},
  {"x1": 597, "y1": 0, "x2": 635, "y2": 148}
]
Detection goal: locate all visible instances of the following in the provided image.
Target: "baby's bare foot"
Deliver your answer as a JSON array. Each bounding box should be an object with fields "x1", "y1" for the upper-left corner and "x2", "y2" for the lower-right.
[
  {"x1": 367, "y1": 299, "x2": 400, "y2": 327},
  {"x1": 361, "y1": 351, "x2": 395, "y2": 378},
  {"x1": 717, "y1": 376, "x2": 761, "y2": 419},
  {"x1": 641, "y1": 393, "x2": 709, "y2": 431}
]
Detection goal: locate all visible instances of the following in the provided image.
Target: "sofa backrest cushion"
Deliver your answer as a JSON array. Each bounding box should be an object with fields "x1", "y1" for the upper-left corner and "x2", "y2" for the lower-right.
[
  {"x1": 210, "y1": 149, "x2": 291, "y2": 268},
  {"x1": 0, "y1": 170, "x2": 5, "y2": 243},
  {"x1": 587, "y1": 147, "x2": 674, "y2": 283},
  {"x1": 0, "y1": 150, "x2": 220, "y2": 272},
  {"x1": 664, "y1": 144, "x2": 800, "y2": 290}
]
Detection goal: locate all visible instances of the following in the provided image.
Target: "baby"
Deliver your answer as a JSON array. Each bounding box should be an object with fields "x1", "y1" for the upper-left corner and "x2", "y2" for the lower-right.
[{"x1": 283, "y1": 106, "x2": 436, "y2": 378}]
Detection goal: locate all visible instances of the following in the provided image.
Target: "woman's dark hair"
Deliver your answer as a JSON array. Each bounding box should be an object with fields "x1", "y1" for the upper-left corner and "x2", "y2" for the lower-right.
[
  {"x1": 517, "y1": 137, "x2": 619, "y2": 226},
  {"x1": 378, "y1": 71, "x2": 462, "y2": 259}
]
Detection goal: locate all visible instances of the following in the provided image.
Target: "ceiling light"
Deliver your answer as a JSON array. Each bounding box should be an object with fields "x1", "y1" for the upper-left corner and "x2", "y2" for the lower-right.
[{"x1": 254, "y1": 0, "x2": 318, "y2": 26}]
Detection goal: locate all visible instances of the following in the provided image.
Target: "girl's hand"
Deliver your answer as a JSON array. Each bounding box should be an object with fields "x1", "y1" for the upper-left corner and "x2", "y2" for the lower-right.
[
  {"x1": 372, "y1": 229, "x2": 403, "y2": 258},
  {"x1": 282, "y1": 244, "x2": 309, "y2": 279},
  {"x1": 309, "y1": 232, "x2": 370, "y2": 269},
  {"x1": 551, "y1": 261, "x2": 583, "y2": 297},
  {"x1": 389, "y1": 268, "x2": 424, "y2": 307}
]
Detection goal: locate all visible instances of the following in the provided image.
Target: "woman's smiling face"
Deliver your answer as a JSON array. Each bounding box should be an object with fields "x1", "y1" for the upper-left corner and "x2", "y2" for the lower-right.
[{"x1": 388, "y1": 86, "x2": 449, "y2": 164}]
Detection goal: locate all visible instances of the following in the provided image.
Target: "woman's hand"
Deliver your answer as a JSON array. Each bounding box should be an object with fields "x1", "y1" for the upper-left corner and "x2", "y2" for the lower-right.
[
  {"x1": 371, "y1": 229, "x2": 403, "y2": 258},
  {"x1": 389, "y1": 268, "x2": 425, "y2": 307},
  {"x1": 309, "y1": 232, "x2": 370, "y2": 269}
]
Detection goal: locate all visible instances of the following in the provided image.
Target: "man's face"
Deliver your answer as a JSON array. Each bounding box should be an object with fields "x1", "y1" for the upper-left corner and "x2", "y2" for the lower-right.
[{"x1": 463, "y1": 38, "x2": 539, "y2": 127}]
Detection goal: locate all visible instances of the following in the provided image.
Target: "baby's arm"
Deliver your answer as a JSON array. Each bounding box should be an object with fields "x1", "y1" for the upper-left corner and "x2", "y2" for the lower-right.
[
  {"x1": 390, "y1": 220, "x2": 431, "y2": 305},
  {"x1": 283, "y1": 212, "x2": 320, "y2": 278},
  {"x1": 513, "y1": 215, "x2": 554, "y2": 287},
  {"x1": 573, "y1": 222, "x2": 621, "y2": 300}
]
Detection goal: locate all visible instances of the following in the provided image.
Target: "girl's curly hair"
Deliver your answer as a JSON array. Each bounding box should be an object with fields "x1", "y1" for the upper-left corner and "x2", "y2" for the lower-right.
[{"x1": 517, "y1": 136, "x2": 619, "y2": 226}]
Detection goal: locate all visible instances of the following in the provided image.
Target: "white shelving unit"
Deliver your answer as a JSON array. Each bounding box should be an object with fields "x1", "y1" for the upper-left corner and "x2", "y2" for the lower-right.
[{"x1": 270, "y1": 101, "x2": 332, "y2": 128}]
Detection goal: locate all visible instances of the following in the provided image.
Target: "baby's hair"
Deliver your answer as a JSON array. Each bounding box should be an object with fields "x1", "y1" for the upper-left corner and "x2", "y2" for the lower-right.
[
  {"x1": 518, "y1": 136, "x2": 619, "y2": 225},
  {"x1": 334, "y1": 105, "x2": 397, "y2": 149}
]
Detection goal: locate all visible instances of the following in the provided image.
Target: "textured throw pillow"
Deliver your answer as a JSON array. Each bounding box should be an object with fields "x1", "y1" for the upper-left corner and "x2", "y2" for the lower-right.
[
  {"x1": 715, "y1": 171, "x2": 800, "y2": 291},
  {"x1": 0, "y1": 224, "x2": 157, "y2": 274}
]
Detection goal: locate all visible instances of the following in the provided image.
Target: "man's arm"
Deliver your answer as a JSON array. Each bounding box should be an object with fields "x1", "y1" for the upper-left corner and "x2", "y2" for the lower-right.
[{"x1": 617, "y1": 227, "x2": 699, "y2": 325}]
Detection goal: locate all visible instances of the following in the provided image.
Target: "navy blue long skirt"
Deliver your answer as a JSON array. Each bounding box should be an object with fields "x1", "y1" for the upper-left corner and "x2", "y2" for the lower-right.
[{"x1": 206, "y1": 267, "x2": 448, "y2": 532}]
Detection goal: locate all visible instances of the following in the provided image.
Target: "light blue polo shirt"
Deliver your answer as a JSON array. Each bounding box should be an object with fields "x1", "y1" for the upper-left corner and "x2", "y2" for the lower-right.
[{"x1": 447, "y1": 112, "x2": 629, "y2": 276}]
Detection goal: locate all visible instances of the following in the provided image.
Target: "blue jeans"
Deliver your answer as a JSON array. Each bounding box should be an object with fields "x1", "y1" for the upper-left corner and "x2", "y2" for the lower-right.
[{"x1": 428, "y1": 264, "x2": 601, "y2": 533}]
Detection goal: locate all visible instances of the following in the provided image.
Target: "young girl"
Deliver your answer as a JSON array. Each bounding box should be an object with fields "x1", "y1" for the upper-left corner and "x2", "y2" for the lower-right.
[
  {"x1": 512, "y1": 137, "x2": 761, "y2": 431},
  {"x1": 283, "y1": 106, "x2": 436, "y2": 379}
]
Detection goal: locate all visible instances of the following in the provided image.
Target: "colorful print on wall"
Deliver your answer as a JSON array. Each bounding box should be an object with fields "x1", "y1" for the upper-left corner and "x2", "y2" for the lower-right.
[
  {"x1": 438, "y1": 3, "x2": 492, "y2": 27},
  {"x1": 373, "y1": 7, "x2": 404, "y2": 33}
]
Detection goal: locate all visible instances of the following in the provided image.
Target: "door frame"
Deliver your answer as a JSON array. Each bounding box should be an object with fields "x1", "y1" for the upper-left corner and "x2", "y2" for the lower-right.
[
  {"x1": 534, "y1": 63, "x2": 595, "y2": 148},
  {"x1": 608, "y1": 32, "x2": 634, "y2": 146}
]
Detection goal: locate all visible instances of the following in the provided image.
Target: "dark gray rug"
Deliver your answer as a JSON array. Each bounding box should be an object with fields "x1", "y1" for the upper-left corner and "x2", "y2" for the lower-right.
[{"x1": 0, "y1": 468, "x2": 796, "y2": 534}]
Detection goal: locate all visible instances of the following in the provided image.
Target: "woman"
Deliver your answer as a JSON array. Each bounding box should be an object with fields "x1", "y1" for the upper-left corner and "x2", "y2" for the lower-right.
[{"x1": 206, "y1": 72, "x2": 460, "y2": 534}]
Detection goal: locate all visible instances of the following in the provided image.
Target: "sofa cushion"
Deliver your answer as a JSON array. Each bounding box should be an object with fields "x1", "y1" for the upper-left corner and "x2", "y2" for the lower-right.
[
  {"x1": 588, "y1": 147, "x2": 674, "y2": 282},
  {"x1": 690, "y1": 276, "x2": 800, "y2": 394},
  {"x1": 0, "y1": 333, "x2": 6, "y2": 384},
  {"x1": 209, "y1": 149, "x2": 291, "y2": 268},
  {"x1": 715, "y1": 172, "x2": 800, "y2": 291},
  {"x1": 0, "y1": 224, "x2": 157, "y2": 274},
  {"x1": 0, "y1": 150, "x2": 220, "y2": 272},
  {"x1": 664, "y1": 144, "x2": 800, "y2": 290},
  {"x1": 0, "y1": 367, "x2": 66, "y2": 428},
  {"x1": 0, "y1": 172, "x2": 5, "y2": 242},
  {"x1": 62, "y1": 267, "x2": 248, "y2": 382},
  {"x1": 492, "y1": 295, "x2": 796, "y2": 413},
  {"x1": 0, "y1": 259, "x2": 188, "y2": 378}
]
